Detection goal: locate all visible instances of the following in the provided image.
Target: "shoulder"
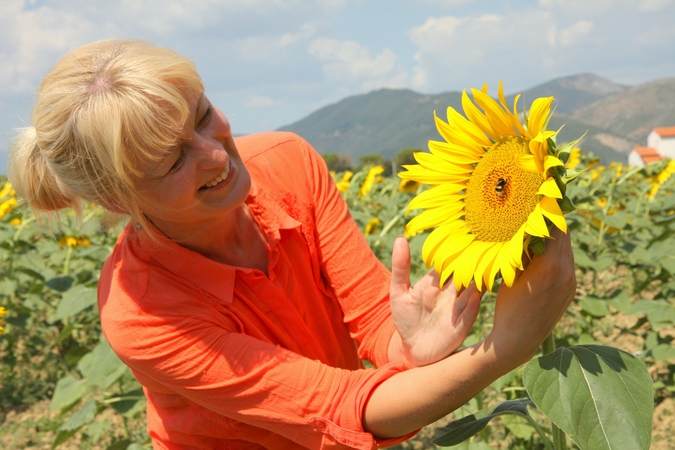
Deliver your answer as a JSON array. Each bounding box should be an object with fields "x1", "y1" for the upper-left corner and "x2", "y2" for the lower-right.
[
  {"x1": 235, "y1": 131, "x2": 313, "y2": 163},
  {"x1": 236, "y1": 132, "x2": 325, "y2": 193}
]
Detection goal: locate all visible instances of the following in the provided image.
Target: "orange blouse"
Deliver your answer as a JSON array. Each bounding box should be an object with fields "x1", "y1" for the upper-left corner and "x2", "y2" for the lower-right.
[{"x1": 98, "y1": 132, "x2": 416, "y2": 449}]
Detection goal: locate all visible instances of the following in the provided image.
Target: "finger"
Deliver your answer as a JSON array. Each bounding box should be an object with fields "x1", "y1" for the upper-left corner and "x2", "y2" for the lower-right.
[
  {"x1": 453, "y1": 282, "x2": 480, "y2": 317},
  {"x1": 390, "y1": 236, "x2": 411, "y2": 299},
  {"x1": 455, "y1": 288, "x2": 482, "y2": 333}
]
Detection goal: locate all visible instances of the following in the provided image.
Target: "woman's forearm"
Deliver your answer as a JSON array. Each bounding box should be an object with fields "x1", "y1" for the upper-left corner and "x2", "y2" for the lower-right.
[{"x1": 365, "y1": 336, "x2": 530, "y2": 439}]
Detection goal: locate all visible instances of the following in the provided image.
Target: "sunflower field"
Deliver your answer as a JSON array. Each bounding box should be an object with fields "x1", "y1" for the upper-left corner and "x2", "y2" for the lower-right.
[{"x1": 0, "y1": 150, "x2": 674, "y2": 449}]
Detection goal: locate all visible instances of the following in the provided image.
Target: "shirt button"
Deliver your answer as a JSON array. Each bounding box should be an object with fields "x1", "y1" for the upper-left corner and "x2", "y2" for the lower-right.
[{"x1": 315, "y1": 420, "x2": 326, "y2": 430}]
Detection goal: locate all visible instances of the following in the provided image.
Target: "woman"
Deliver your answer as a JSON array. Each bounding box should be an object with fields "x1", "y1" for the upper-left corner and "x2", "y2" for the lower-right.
[{"x1": 9, "y1": 40, "x2": 576, "y2": 449}]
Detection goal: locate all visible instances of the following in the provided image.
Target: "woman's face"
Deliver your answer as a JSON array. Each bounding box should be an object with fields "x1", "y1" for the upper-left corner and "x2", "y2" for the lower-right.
[{"x1": 135, "y1": 92, "x2": 251, "y2": 236}]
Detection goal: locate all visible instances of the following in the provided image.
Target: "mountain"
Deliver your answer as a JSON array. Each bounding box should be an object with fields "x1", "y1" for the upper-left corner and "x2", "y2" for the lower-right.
[
  {"x1": 280, "y1": 89, "x2": 463, "y2": 159},
  {"x1": 570, "y1": 77, "x2": 675, "y2": 143},
  {"x1": 505, "y1": 73, "x2": 628, "y2": 115},
  {"x1": 279, "y1": 73, "x2": 641, "y2": 164}
]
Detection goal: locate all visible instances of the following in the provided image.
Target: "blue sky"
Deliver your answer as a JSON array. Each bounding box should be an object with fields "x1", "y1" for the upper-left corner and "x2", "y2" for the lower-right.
[{"x1": 1, "y1": 0, "x2": 674, "y2": 164}]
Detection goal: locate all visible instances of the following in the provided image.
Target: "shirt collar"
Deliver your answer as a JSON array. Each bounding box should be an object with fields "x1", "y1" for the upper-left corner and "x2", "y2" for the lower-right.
[{"x1": 129, "y1": 177, "x2": 302, "y2": 302}]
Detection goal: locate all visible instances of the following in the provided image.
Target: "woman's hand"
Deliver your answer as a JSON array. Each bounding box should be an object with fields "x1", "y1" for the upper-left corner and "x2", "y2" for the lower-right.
[
  {"x1": 487, "y1": 228, "x2": 577, "y2": 365},
  {"x1": 388, "y1": 236, "x2": 483, "y2": 367}
]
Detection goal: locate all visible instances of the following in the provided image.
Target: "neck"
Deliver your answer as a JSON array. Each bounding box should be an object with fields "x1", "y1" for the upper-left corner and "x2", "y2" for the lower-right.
[{"x1": 149, "y1": 204, "x2": 269, "y2": 272}]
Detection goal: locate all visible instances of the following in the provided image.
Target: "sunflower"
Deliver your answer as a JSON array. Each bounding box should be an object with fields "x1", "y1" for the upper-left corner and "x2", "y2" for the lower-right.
[
  {"x1": 399, "y1": 82, "x2": 579, "y2": 292},
  {"x1": 0, "y1": 306, "x2": 6, "y2": 335},
  {"x1": 358, "y1": 166, "x2": 385, "y2": 198}
]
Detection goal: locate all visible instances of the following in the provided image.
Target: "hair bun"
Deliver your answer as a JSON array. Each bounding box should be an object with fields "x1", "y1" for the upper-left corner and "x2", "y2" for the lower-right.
[{"x1": 9, "y1": 126, "x2": 73, "y2": 211}]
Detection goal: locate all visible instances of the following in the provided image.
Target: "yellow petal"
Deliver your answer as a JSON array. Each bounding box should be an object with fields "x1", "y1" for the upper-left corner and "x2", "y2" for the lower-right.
[
  {"x1": 461, "y1": 89, "x2": 496, "y2": 140},
  {"x1": 544, "y1": 155, "x2": 564, "y2": 173},
  {"x1": 540, "y1": 196, "x2": 567, "y2": 233},
  {"x1": 517, "y1": 154, "x2": 543, "y2": 173},
  {"x1": 511, "y1": 94, "x2": 529, "y2": 137},
  {"x1": 524, "y1": 204, "x2": 550, "y2": 237},
  {"x1": 434, "y1": 230, "x2": 475, "y2": 274},
  {"x1": 428, "y1": 139, "x2": 484, "y2": 164},
  {"x1": 435, "y1": 111, "x2": 487, "y2": 153},
  {"x1": 446, "y1": 106, "x2": 493, "y2": 148},
  {"x1": 455, "y1": 241, "x2": 493, "y2": 289},
  {"x1": 406, "y1": 202, "x2": 465, "y2": 234},
  {"x1": 498, "y1": 249, "x2": 517, "y2": 287},
  {"x1": 528, "y1": 96, "x2": 554, "y2": 137},
  {"x1": 537, "y1": 177, "x2": 562, "y2": 199},
  {"x1": 399, "y1": 165, "x2": 470, "y2": 184},
  {"x1": 422, "y1": 218, "x2": 466, "y2": 264},
  {"x1": 406, "y1": 184, "x2": 464, "y2": 213},
  {"x1": 414, "y1": 152, "x2": 475, "y2": 175},
  {"x1": 508, "y1": 225, "x2": 526, "y2": 269},
  {"x1": 474, "y1": 243, "x2": 502, "y2": 292},
  {"x1": 471, "y1": 88, "x2": 514, "y2": 138}
]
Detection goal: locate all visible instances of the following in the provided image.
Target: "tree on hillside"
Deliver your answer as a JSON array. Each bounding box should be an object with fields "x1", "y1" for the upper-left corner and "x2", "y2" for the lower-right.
[
  {"x1": 393, "y1": 148, "x2": 420, "y2": 174},
  {"x1": 321, "y1": 153, "x2": 353, "y2": 172},
  {"x1": 359, "y1": 154, "x2": 392, "y2": 176}
]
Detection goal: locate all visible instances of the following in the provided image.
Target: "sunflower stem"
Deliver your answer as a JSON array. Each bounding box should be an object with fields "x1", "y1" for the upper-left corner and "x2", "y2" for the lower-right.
[{"x1": 541, "y1": 332, "x2": 567, "y2": 450}]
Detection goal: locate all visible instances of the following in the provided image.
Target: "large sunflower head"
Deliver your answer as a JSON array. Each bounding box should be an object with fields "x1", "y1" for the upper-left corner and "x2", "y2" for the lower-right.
[{"x1": 399, "y1": 82, "x2": 581, "y2": 292}]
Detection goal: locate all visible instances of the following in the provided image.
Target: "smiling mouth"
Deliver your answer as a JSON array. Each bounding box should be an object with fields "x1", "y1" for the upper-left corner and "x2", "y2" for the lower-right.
[{"x1": 200, "y1": 162, "x2": 230, "y2": 190}]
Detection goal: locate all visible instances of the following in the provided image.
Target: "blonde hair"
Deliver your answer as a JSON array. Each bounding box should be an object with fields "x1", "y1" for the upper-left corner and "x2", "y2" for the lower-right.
[{"x1": 9, "y1": 39, "x2": 203, "y2": 239}]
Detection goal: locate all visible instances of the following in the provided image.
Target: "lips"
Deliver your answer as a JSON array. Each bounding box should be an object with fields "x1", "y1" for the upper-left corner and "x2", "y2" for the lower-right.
[{"x1": 200, "y1": 161, "x2": 231, "y2": 190}]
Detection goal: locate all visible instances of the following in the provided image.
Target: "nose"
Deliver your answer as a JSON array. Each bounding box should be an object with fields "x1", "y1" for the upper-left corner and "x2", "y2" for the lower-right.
[{"x1": 193, "y1": 136, "x2": 229, "y2": 170}]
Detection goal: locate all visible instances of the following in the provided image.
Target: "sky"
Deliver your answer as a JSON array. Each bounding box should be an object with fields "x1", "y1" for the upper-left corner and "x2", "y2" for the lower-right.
[{"x1": 1, "y1": 0, "x2": 674, "y2": 165}]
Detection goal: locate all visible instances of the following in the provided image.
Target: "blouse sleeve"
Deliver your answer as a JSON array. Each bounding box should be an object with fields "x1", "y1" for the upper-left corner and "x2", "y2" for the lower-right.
[{"x1": 297, "y1": 137, "x2": 398, "y2": 368}]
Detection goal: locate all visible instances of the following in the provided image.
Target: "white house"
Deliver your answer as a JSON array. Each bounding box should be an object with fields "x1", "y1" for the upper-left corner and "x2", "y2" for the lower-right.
[{"x1": 628, "y1": 126, "x2": 675, "y2": 166}]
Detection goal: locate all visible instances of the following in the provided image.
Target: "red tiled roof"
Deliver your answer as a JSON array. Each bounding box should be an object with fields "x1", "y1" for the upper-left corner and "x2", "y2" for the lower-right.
[
  {"x1": 653, "y1": 126, "x2": 675, "y2": 137},
  {"x1": 634, "y1": 146, "x2": 664, "y2": 164}
]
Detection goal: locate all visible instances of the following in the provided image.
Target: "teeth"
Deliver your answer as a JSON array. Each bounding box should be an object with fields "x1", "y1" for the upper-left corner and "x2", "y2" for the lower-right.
[{"x1": 203, "y1": 164, "x2": 230, "y2": 188}]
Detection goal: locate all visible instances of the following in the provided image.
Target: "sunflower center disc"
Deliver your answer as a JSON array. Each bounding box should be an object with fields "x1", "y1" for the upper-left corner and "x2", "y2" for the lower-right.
[{"x1": 464, "y1": 136, "x2": 543, "y2": 242}]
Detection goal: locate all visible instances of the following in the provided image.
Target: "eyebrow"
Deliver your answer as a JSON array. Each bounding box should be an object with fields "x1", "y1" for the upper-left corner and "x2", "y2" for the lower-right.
[{"x1": 195, "y1": 93, "x2": 208, "y2": 129}]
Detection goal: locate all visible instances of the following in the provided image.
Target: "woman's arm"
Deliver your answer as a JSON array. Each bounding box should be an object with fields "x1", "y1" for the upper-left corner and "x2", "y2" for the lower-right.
[{"x1": 364, "y1": 229, "x2": 576, "y2": 438}]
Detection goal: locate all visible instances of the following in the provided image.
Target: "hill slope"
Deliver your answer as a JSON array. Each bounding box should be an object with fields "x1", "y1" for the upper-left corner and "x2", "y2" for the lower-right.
[
  {"x1": 280, "y1": 89, "x2": 463, "y2": 159},
  {"x1": 571, "y1": 77, "x2": 675, "y2": 142}
]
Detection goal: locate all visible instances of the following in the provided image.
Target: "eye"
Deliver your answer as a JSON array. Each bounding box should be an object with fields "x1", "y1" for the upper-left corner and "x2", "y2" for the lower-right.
[
  {"x1": 198, "y1": 105, "x2": 212, "y2": 130},
  {"x1": 168, "y1": 149, "x2": 185, "y2": 174}
]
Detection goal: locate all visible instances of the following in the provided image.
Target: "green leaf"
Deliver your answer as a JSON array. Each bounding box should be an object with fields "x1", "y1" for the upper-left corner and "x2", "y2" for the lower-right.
[
  {"x1": 58, "y1": 399, "x2": 98, "y2": 431},
  {"x1": 106, "y1": 439, "x2": 132, "y2": 450},
  {"x1": 648, "y1": 344, "x2": 675, "y2": 361},
  {"x1": 50, "y1": 375, "x2": 86, "y2": 411},
  {"x1": 46, "y1": 276, "x2": 75, "y2": 292},
  {"x1": 628, "y1": 300, "x2": 675, "y2": 329},
  {"x1": 433, "y1": 399, "x2": 532, "y2": 446},
  {"x1": 607, "y1": 291, "x2": 631, "y2": 313},
  {"x1": 578, "y1": 296, "x2": 610, "y2": 317},
  {"x1": 0, "y1": 279, "x2": 17, "y2": 296},
  {"x1": 500, "y1": 414, "x2": 535, "y2": 440},
  {"x1": 559, "y1": 196, "x2": 576, "y2": 213},
  {"x1": 523, "y1": 345, "x2": 653, "y2": 450},
  {"x1": 48, "y1": 285, "x2": 97, "y2": 324},
  {"x1": 125, "y1": 445, "x2": 147, "y2": 450},
  {"x1": 85, "y1": 419, "x2": 111, "y2": 443},
  {"x1": 439, "y1": 441, "x2": 493, "y2": 450},
  {"x1": 85, "y1": 339, "x2": 128, "y2": 389},
  {"x1": 52, "y1": 429, "x2": 78, "y2": 449},
  {"x1": 596, "y1": 211, "x2": 628, "y2": 230}
]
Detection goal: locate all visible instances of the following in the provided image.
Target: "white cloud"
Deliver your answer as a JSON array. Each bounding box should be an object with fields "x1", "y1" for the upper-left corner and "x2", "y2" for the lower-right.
[
  {"x1": 236, "y1": 22, "x2": 317, "y2": 63},
  {"x1": 308, "y1": 38, "x2": 408, "y2": 89},
  {"x1": 245, "y1": 95, "x2": 281, "y2": 108},
  {"x1": 558, "y1": 20, "x2": 594, "y2": 47},
  {"x1": 639, "y1": 0, "x2": 675, "y2": 11},
  {"x1": 413, "y1": 0, "x2": 474, "y2": 7}
]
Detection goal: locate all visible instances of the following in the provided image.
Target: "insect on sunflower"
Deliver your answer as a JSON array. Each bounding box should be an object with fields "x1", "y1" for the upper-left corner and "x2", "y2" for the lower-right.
[{"x1": 399, "y1": 82, "x2": 582, "y2": 292}]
